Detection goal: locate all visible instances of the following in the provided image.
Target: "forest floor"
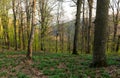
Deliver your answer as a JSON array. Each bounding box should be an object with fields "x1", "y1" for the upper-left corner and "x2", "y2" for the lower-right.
[{"x1": 0, "y1": 51, "x2": 120, "y2": 78}]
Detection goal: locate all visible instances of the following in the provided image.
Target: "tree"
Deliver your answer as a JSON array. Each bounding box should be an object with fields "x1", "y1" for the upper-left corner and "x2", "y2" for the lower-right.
[
  {"x1": 12, "y1": 0, "x2": 18, "y2": 50},
  {"x1": 86, "y1": 0, "x2": 93, "y2": 53},
  {"x1": 25, "y1": 0, "x2": 32, "y2": 38},
  {"x1": 17, "y1": 0, "x2": 26, "y2": 50},
  {"x1": 18, "y1": 0, "x2": 22, "y2": 49},
  {"x1": 110, "y1": 0, "x2": 120, "y2": 52},
  {"x1": 72, "y1": 0, "x2": 82, "y2": 54},
  {"x1": 38, "y1": 0, "x2": 48, "y2": 51},
  {"x1": 116, "y1": 35, "x2": 120, "y2": 52},
  {"x1": 20, "y1": 6, "x2": 26, "y2": 50},
  {"x1": 27, "y1": 0, "x2": 36, "y2": 60},
  {"x1": 56, "y1": 0, "x2": 64, "y2": 52},
  {"x1": 81, "y1": 0, "x2": 85, "y2": 53},
  {"x1": 90, "y1": 0, "x2": 109, "y2": 67},
  {"x1": 38, "y1": 0, "x2": 56, "y2": 51},
  {"x1": 0, "y1": 0, "x2": 11, "y2": 49}
]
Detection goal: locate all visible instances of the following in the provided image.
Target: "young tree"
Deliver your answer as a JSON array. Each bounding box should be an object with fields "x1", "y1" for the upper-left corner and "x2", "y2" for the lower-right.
[
  {"x1": 56, "y1": 0, "x2": 64, "y2": 52},
  {"x1": 91, "y1": 0, "x2": 109, "y2": 67},
  {"x1": 17, "y1": 0, "x2": 26, "y2": 50},
  {"x1": 116, "y1": 35, "x2": 120, "y2": 52},
  {"x1": 20, "y1": 8, "x2": 26, "y2": 50},
  {"x1": 86, "y1": 0, "x2": 93, "y2": 53},
  {"x1": 38, "y1": 0, "x2": 48, "y2": 51},
  {"x1": 12, "y1": 0, "x2": 18, "y2": 50},
  {"x1": 27, "y1": 0, "x2": 36, "y2": 60},
  {"x1": 72, "y1": 0, "x2": 82, "y2": 54},
  {"x1": 38, "y1": 0, "x2": 56, "y2": 51},
  {"x1": 25, "y1": 0, "x2": 32, "y2": 38},
  {"x1": 110, "y1": 0, "x2": 120, "y2": 52},
  {"x1": 81, "y1": 0, "x2": 85, "y2": 53},
  {"x1": 0, "y1": 0, "x2": 11, "y2": 49}
]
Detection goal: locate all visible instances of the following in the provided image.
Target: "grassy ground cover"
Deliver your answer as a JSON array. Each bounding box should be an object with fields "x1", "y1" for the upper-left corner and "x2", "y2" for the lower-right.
[{"x1": 0, "y1": 51, "x2": 119, "y2": 78}]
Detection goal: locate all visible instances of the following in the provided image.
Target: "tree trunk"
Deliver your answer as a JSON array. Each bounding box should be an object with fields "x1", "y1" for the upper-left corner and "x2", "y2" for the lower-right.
[
  {"x1": 1, "y1": 13, "x2": 10, "y2": 49},
  {"x1": 86, "y1": 0, "x2": 93, "y2": 54},
  {"x1": 21, "y1": 14, "x2": 26, "y2": 50},
  {"x1": 25, "y1": 0, "x2": 31, "y2": 51},
  {"x1": 90, "y1": 0, "x2": 109, "y2": 67},
  {"x1": 81, "y1": 0, "x2": 85, "y2": 53},
  {"x1": 56, "y1": 33, "x2": 58, "y2": 53},
  {"x1": 12, "y1": 0, "x2": 18, "y2": 50},
  {"x1": 72, "y1": 0, "x2": 82, "y2": 54},
  {"x1": 18, "y1": 19, "x2": 22, "y2": 49},
  {"x1": 112, "y1": 0, "x2": 120, "y2": 52},
  {"x1": 27, "y1": 0, "x2": 36, "y2": 60},
  {"x1": 115, "y1": 35, "x2": 120, "y2": 52},
  {"x1": 25, "y1": 0, "x2": 31, "y2": 38}
]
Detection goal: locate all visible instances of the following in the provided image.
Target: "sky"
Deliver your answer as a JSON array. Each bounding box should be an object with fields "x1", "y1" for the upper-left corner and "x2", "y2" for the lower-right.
[
  {"x1": 8, "y1": 0, "x2": 76, "y2": 23},
  {"x1": 63, "y1": 0, "x2": 119, "y2": 21},
  {"x1": 62, "y1": 0, "x2": 96, "y2": 21},
  {"x1": 8, "y1": 0, "x2": 118, "y2": 23},
  {"x1": 62, "y1": 1, "x2": 76, "y2": 20}
]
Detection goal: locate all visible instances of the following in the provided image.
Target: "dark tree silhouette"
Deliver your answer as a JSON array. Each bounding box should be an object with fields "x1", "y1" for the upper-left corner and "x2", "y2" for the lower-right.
[{"x1": 72, "y1": 0, "x2": 82, "y2": 54}]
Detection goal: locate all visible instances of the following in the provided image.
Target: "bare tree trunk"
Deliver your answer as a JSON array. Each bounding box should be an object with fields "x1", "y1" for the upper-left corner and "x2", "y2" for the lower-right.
[
  {"x1": 116, "y1": 35, "x2": 120, "y2": 52},
  {"x1": 90, "y1": 0, "x2": 109, "y2": 67},
  {"x1": 12, "y1": 0, "x2": 18, "y2": 50},
  {"x1": 1, "y1": 13, "x2": 10, "y2": 49},
  {"x1": 56, "y1": 1, "x2": 60, "y2": 53},
  {"x1": 21, "y1": 13, "x2": 26, "y2": 50},
  {"x1": 67, "y1": 27, "x2": 71, "y2": 53},
  {"x1": 81, "y1": 0, "x2": 85, "y2": 53},
  {"x1": 72, "y1": 0, "x2": 82, "y2": 54},
  {"x1": 18, "y1": 19, "x2": 22, "y2": 49},
  {"x1": 61, "y1": 26, "x2": 64, "y2": 52},
  {"x1": 111, "y1": 0, "x2": 120, "y2": 52},
  {"x1": 25, "y1": 0, "x2": 31, "y2": 38},
  {"x1": 38, "y1": 0, "x2": 50, "y2": 51},
  {"x1": 56, "y1": 33, "x2": 58, "y2": 53},
  {"x1": 27, "y1": 0, "x2": 36, "y2": 60},
  {"x1": 86, "y1": 0, "x2": 93, "y2": 54}
]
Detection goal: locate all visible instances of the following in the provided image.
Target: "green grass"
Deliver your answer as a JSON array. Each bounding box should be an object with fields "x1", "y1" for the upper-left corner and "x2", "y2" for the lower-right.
[
  {"x1": 0, "y1": 51, "x2": 119, "y2": 78},
  {"x1": 4, "y1": 51, "x2": 26, "y2": 55},
  {"x1": 0, "y1": 71, "x2": 7, "y2": 77},
  {"x1": 32, "y1": 53, "x2": 120, "y2": 78},
  {"x1": 17, "y1": 72, "x2": 30, "y2": 78}
]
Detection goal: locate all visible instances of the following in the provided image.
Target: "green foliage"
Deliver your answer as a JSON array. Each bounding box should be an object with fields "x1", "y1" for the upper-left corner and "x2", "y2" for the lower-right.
[
  {"x1": 49, "y1": 75, "x2": 60, "y2": 78},
  {"x1": 0, "y1": 52, "x2": 119, "y2": 78},
  {"x1": 101, "y1": 72, "x2": 111, "y2": 78},
  {"x1": 17, "y1": 72, "x2": 30, "y2": 78},
  {"x1": 43, "y1": 68, "x2": 65, "y2": 75},
  {"x1": 0, "y1": 71, "x2": 7, "y2": 77},
  {"x1": 11, "y1": 68, "x2": 16, "y2": 73},
  {"x1": 5, "y1": 51, "x2": 26, "y2": 55},
  {"x1": 107, "y1": 56, "x2": 120, "y2": 65},
  {"x1": 0, "y1": 61, "x2": 4, "y2": 68},
  {"x1": 32, "y1": 53, "x2": 120, "y2": 78}
]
